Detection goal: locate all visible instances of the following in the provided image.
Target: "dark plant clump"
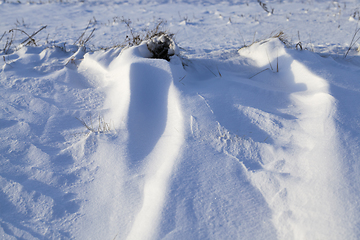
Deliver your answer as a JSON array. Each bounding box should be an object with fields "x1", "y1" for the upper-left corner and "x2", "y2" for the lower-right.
[{"x1": 146, "y1": 33, "x2": 177, "y2": 61}]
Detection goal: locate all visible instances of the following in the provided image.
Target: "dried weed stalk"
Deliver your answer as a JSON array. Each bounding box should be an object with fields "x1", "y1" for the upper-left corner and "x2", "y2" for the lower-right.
[
  {"x1": 76, "y1": 115, "x2": 113, "y2": 134},
  {"x1": 257, "y1": 0, "x2": 274, "y2": 14},
  {"x1": 74, "y1": 21, "x2": 95, "y2": 47},
  {"x1": 123, "y1": 19, "x2": 167, "y2": 47},
  {"x1": 0, "y1": 25, "x2": 46, "y2": 54},
  {"x1": 344, "y1": 23, "x2": 360, "y2": 58}
]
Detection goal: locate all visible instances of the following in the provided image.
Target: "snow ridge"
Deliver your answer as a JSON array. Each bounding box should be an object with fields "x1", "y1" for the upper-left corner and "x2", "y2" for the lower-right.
[
  {"x1": 240, "y1": 39, "x2": 352, "y2": 239},
  {"x1": 78, "y1": 44, "x2": 185, "y2": 240}
]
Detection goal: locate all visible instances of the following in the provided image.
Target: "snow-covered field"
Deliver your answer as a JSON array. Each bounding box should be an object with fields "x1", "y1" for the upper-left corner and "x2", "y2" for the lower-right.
[{"x1": 1, "y1": 0, "x2": 360, "y2": 239}]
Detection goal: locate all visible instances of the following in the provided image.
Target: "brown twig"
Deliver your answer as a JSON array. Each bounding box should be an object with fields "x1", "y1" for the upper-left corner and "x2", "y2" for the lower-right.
[
  {"x1": 20, "y1": 25, "x2": 47, "y2": 45},
  {"x1": 74, "y1": 21, "x2": 96, "y2": 46}
]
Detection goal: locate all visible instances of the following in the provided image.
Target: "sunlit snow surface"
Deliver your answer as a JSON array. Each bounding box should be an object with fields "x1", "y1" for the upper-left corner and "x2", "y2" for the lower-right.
[{"x1": 1, "y1": 0, "x2": 360, "y2": 239}]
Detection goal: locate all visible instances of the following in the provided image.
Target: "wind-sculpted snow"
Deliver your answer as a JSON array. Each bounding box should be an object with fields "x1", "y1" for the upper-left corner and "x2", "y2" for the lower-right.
[
  {"x1": 1, "y1": 33, "x2": 360, "y2": 240},
  {"x1": 239, "y1": 38, "x2": 359, "y2": 239},
  {"x1": 74, "y1": 44, "x2": 186, "y2": 239},
  {"x1": 77, "y1": 39, "x2": 360, "y2": 239}
]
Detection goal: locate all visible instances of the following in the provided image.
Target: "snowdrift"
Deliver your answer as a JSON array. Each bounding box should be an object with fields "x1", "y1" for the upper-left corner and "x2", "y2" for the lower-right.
[{"x1": 1, "y1": 36, "x2": 360, "y2": 240}]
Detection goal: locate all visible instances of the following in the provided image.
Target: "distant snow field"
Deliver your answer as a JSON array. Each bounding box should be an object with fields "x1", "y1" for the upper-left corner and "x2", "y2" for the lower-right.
[{"x1": 1, "y1": 0, "x2": 360, "y2": 239}]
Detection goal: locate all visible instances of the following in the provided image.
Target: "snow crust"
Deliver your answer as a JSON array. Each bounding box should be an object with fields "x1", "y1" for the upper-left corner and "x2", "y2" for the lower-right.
[{"x1": 1, "y1": 0, "x2": 360, "y2": 240}]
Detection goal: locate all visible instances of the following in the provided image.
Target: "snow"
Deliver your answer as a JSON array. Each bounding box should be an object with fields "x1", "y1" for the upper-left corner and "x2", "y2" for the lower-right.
[{"x1": 1, "y1": 0, "x2": 360, "y2": 239}]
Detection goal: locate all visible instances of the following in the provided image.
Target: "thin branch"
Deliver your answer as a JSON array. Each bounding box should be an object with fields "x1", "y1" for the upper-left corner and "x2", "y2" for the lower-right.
[
  {"x1": 345, "y1": 23, "x2": 360, "y2": 58},
  {"x1": 217, "y1": 66, "x2": 222, "y2": 77},
  {"x1": 20, "y1": 25, "x2": 47, "y2": 45},
  {"x1": 0, "y1": 31, "x2": 6, "y2": 42},
  {"x1": 3, "y1": 30, "x2": 15, "y2": 54},
  {"x1": 82, "y1": 28, "x2": 95, "y2": 45},
  {"x1": 74, "y1": 21, "x2": 95, "y2": 46},
  {"x1": 257, "y1": 0, "x2": 274, "y2": 14},
  {"x1": 9, "y1": 28, "x2": 35, "y2": 45}
]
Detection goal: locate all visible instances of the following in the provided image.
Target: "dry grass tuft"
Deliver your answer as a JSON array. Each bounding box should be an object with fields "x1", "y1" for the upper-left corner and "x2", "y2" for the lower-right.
[
  {"x1": 74, "y1": 21, "x2": 95, "y2": 48},
  {"x1": 76, "y1": 115, "x2": 113, "y2": 134},
  {"x1": 0, "y1": 25, "x2": 47, "y2": 54},
  {"x1": 100, "y1": 19, "x2": 168, "y2": 51}
]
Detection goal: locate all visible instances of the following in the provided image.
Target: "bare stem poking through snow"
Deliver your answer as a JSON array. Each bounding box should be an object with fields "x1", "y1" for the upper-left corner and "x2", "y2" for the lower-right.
[
  {"x1": 76, "y1": 115, "x2": 113, "y2": 134},
  {"x1": 344, "y1": 23, "x2": 360, "y2": 58}
]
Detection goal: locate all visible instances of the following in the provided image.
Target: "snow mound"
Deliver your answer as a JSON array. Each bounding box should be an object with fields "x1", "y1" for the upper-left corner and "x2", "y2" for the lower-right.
[{"x1": 2, "y1": 0, "x2": 360, "y2": 239}]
